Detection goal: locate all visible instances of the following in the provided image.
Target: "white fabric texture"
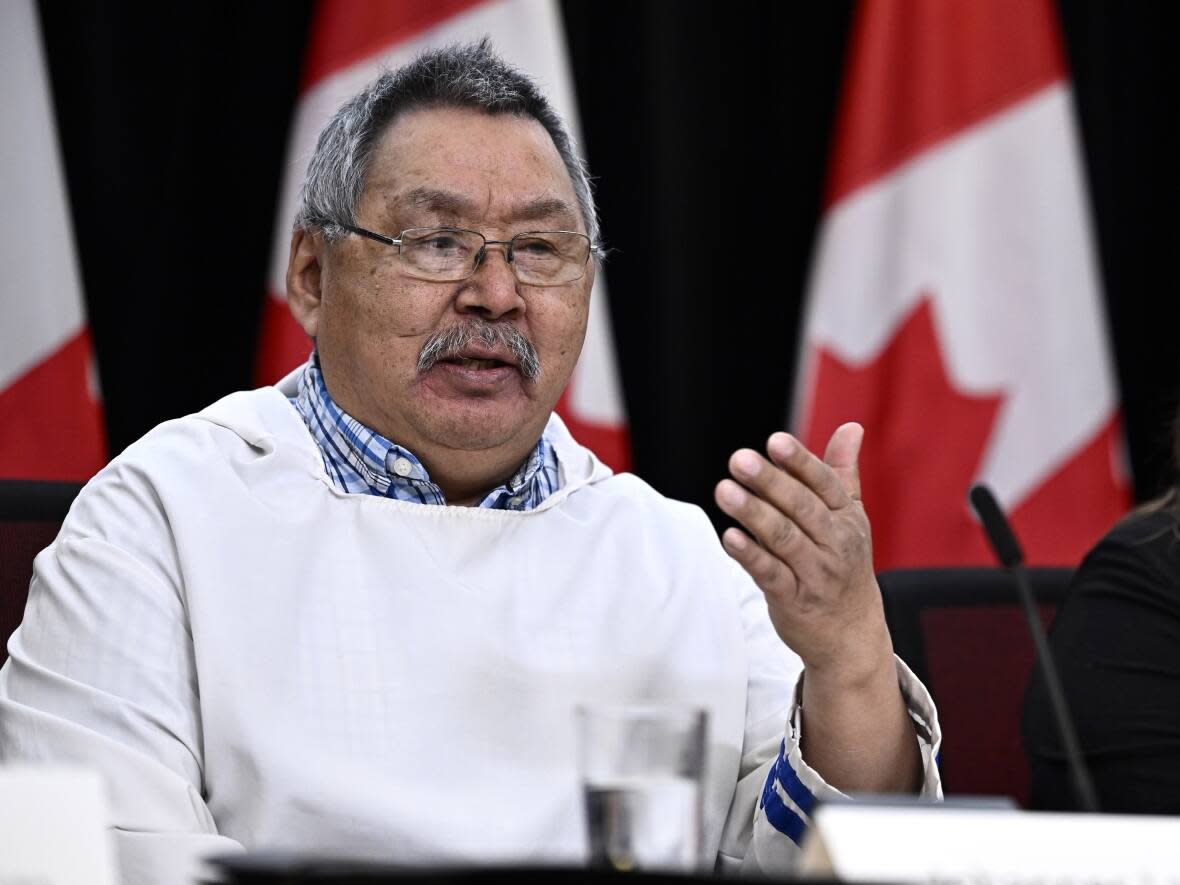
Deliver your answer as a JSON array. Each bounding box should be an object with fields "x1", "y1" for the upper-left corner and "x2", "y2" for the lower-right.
[{"x1": 0, "y1": 372, "x2": 941, "y2": 883}]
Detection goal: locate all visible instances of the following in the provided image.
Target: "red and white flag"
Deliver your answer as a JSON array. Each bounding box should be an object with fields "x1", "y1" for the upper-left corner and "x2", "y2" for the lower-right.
[
  {"x1": 0, "y1": 0, "x2": 106, "y2": 481},
  {"x1": 795, "y1": 0, "x2": 1130, "y2": 570},
  {"x1": 257, "y1": 0, "x2": 630, "y2": 471}
]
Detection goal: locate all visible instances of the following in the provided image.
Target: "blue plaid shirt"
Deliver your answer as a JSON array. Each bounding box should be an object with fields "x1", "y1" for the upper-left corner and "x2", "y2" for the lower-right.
[{"x1": 291, "y1": 354, "x2": 561, "y2": 509}]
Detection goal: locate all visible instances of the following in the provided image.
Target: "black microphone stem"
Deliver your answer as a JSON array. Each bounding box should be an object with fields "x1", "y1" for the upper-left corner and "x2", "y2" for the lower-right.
[
  {"x1": 1009, "y1": 559, "x2": 1100, "y2": 813},
  {"x1": 968, "y1": 484, "x2": 1099, "y2": 813}
]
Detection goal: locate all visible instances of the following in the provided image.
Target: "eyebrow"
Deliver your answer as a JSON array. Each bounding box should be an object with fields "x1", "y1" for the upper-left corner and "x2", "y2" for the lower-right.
[
  {"x1": 400, "y1": 187, "x2": 580, "y2": 228},
  {"x1": 404, "y1": 188, "x2": 478, "y2": 216},
  {"x1": 511, "y1": 197, "x2": 579, "y2": 225}
]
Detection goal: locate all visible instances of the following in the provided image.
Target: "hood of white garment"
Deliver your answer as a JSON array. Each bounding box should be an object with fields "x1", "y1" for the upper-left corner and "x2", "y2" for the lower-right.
[{"x1": 188, "y1": 365, "x2": 617, "y2": 513}]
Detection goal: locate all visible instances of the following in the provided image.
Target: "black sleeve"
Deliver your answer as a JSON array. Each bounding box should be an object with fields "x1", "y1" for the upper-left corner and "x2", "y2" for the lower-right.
[{"x1": 1023, "y1": 509, "x2": 1180, "y2": 812}]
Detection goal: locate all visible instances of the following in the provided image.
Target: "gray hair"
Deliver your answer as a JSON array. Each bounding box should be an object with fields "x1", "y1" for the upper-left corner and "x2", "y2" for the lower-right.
[{"x1": 294, "y1": 39, "x2": 599, "y2": 244}]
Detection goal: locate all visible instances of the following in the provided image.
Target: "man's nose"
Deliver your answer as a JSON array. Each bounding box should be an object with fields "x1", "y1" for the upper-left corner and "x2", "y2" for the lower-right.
[{"x1": 455, "y1": 243, "x2": 525, "y2": 319}]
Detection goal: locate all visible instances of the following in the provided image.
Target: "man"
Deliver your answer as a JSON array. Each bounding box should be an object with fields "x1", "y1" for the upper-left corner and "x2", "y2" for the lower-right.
[{"x1": 0, "y1": 42, "x2": 940, "y2": 883}]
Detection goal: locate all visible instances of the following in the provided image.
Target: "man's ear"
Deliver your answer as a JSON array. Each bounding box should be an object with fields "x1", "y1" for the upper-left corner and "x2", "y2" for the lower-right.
[{"x1": 287, "y1": 229, "x2": 325, "y2": 338}]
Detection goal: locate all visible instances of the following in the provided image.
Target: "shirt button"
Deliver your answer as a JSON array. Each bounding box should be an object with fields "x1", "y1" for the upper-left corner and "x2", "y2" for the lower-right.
[{"x1": 392, "y1": 457, "x2": 413, "y2": 477}]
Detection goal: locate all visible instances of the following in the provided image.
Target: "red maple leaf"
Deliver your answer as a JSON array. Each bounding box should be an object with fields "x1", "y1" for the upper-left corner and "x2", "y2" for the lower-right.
[
  {"x1": 803, "y1": 296, "x2": 1130, "y2": 570},
  {"x1": 804, "y1": 296, "x2": 998, "y2": 570}
]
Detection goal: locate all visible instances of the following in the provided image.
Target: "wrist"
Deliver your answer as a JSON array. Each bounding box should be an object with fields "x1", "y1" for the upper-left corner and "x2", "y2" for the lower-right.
[{"x1": 802, "y1": 618, "x2": 897, "y2": 697}]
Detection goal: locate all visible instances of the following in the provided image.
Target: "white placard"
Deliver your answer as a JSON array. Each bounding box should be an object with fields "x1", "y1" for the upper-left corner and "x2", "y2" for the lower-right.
[
  {"x1": 800, "y1": 799, "x2": 1180, "y2": 884},
  {"x1": 0, "y1": 766, "x2": 119, "y2": 885}
]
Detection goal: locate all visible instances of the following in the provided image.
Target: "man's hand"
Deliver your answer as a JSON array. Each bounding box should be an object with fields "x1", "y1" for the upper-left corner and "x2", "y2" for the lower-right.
[
  {"x1": 714, "y1": 423, "x2": 922, "y2": 793},
  {"x1": 713, "y1": 423, "x2": 882, "y2": 677}
]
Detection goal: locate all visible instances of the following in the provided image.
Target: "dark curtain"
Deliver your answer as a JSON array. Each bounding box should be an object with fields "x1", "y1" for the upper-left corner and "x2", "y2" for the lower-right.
[{"x1": 36, "y1": 1, "x2": 1180, "y2": 532}]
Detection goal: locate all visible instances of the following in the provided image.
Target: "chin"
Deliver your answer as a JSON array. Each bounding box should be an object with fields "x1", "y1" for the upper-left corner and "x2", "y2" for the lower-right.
[{"x1": 419, "y1": 404, "x2": 546, "y2": 453}]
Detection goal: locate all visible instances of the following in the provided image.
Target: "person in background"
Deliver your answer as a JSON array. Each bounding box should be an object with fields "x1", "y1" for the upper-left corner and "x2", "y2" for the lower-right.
[
  {"x1": 0, "y1": 41, "x2": 941, "y2": 885},
  {"x1": 1024, "y1": 413, "x2": 1180, "y2": 811}
]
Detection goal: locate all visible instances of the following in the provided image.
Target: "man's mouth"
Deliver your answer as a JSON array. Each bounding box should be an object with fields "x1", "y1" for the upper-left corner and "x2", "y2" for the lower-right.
[
  {"x1": 417, "y1": 319, "x2": 541, "y2": 380},
  {"x1": 441, "y1": 356, "x2": 514, "y2": 371},
  {"x1": 426, "y1": 349, "x2": 521, "y2": 393}
]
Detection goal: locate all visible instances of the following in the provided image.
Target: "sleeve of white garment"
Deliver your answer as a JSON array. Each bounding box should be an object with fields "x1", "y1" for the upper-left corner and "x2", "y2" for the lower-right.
[
  {"x1": 714, "y1": 557, "x2": 943, "y2": 873},
  {"x1": 0, "y1": 454, "x2": 244, "y2": 885}
]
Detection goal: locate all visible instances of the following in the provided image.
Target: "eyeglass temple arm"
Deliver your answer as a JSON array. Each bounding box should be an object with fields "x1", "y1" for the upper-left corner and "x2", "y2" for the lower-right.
[{"x1": 338, "y1": 223, "x2": 399, "y2": 247}]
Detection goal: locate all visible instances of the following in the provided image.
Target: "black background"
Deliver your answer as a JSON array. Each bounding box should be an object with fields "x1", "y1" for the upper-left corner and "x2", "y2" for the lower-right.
[{"x1": 33, "y1": 1, "x2": 1180, "y2": 529}]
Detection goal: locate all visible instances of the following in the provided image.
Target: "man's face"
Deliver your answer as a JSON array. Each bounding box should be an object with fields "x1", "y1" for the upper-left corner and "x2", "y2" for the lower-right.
[{"x1": 291, "y1": 107, "x2": 593, "y2": 464}]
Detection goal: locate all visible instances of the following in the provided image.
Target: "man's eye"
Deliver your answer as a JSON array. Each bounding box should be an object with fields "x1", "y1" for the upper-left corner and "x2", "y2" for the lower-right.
[
  {"x1": 515, "y1": 238, "x2": 559, "y2": 257},
  {"x1": 422, "y1": 235, "x2": 464, "y2": 252}
]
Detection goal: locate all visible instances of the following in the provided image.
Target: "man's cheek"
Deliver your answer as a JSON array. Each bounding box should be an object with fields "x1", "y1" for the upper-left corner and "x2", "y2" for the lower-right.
[{"x1": 364, "y1": 294, "x2": 446, "y2": 340}]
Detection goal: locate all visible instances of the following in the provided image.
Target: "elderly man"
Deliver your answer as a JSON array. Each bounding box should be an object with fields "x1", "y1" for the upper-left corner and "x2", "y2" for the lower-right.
[{"x1": 0, "y1": 42, "x2": 939, "y2": 883}]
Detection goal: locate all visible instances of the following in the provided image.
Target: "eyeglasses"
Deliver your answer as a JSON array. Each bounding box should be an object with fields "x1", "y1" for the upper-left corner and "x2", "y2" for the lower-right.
[{"x1": 336, "y1": 223, "x2": 599, "y2": 286}]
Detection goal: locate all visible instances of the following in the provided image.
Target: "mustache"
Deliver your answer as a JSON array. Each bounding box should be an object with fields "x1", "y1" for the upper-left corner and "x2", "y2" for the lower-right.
[{"x1": 416, "y1": 319, "x2": 541, "y2": 380}]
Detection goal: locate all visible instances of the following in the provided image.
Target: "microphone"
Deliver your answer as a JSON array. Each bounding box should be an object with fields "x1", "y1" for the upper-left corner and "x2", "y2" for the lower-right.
[{"x1": 967, "y1": 484, "x2": 1099, "y2": 813}]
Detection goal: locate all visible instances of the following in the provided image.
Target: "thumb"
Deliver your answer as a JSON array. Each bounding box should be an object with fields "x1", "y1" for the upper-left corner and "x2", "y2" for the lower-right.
[{"x1": 823, "y1": 422, "x2": 864, "y2": 501}]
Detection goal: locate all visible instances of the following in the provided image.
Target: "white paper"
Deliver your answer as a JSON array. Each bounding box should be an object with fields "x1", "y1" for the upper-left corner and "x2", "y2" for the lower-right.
[{"x1": 801, "y1": 801, "x2": 1180, "y2": 884}]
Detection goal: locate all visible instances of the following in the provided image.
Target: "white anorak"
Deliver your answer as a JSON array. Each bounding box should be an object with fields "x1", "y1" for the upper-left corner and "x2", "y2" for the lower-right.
[{"x1": 0, "y1": 375, "x2": 942, "y2": 883}]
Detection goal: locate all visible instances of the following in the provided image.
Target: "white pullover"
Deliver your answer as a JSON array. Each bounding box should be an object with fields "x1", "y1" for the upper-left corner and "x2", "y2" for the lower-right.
[{"x1": 0, "y1": 378, "x2": 941, "y2": 883}]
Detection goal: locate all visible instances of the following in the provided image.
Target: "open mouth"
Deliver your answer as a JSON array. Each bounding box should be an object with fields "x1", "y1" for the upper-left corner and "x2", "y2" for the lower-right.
[
  {"x1": 441, "y1": 356, "x2": 514, "y2": 371},
  {"x1": 417, "y1": 320, "x2": 541, "y2": 380}
]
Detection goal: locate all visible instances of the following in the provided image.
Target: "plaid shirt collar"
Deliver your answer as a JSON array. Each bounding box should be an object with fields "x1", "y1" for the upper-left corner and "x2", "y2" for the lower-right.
[{"x1": 292, "y1": 353, "x2": 560, "y2": 509}]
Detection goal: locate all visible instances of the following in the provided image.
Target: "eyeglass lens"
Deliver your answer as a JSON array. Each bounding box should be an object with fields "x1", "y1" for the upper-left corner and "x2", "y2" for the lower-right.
[{"x1": 400, "y1": 228, "x2": 590, "y2": 284}]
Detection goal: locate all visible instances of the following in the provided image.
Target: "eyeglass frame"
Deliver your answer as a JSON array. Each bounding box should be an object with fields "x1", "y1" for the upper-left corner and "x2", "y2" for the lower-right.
[{"x1": 333, "y1": 222, "x2": 601, "y2": 286}]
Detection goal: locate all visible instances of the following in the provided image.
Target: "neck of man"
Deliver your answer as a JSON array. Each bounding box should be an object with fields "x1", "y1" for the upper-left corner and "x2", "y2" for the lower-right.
[
  {"x1": 314, "y1": 351, "x2": 549, "y2": 506},
  {"x1": 421, "y1": 440, "x2": 537, "y2": 506}
]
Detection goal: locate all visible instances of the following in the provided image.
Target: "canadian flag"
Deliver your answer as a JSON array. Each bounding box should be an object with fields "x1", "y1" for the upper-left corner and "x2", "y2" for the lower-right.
[
  {"x1": 0, "y1": 0, "x2": 106, "y2": 482},
  {"x1": 795, "y1": 0, "x2": 1130, "y2": 570},
  {"x1": 256, "y1": 0, "x2": 630, "y2": 472}
]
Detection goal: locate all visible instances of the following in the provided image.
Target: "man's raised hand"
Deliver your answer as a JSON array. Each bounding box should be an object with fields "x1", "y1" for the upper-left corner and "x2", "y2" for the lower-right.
[
  {"x1": 714, "y1": 422, "x2": 922, "y2": 793},
  {"x1": 713, "y1": 422, "x2": 889, "y2": 682}
]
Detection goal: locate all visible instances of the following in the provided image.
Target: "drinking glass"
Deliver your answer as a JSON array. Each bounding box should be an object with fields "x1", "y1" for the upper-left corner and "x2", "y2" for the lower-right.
[{"x1": 576, "y1": 704, "x2": 708, "y2": 873}]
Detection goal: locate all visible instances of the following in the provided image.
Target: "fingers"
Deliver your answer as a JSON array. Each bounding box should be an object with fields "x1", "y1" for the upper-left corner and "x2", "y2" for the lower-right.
[
  {"x1": 717, "y1": 426, "x2": 876, "y2": 672},
  {"x1": 720, "y1": 526, "x2": 799, "y2": 599},
  {"x1": 765, "y1": 430, "x2": 854, "y2": 511},
  {"x1": 721, "y1": 449, "x2": 835, "y2": 546},
  {"x1": 716, "y1": 476, "x2": 814, "y2": 572},
  {"x1": 715, "y1": 426, "x2": 867, "y2": 574},
  {"x1": 820, "y1": 422, "x2": 863, "y2": 502}
]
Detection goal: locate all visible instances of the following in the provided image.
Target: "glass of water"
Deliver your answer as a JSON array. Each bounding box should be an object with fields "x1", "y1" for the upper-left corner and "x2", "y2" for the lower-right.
[{"x1": 576, "y1": 704, "x2": 708, "y2": 873}]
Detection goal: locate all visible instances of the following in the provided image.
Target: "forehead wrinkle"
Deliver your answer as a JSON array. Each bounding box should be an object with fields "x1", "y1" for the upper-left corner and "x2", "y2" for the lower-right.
[
  {"x1": 509, "y1": 196, "x2": 580, "y2": 229},
  {"x1": 403, "y1": 187, "x2": 481, "y2": 216},
  {"x1": 388, "y1": 186, "x2": 580, "y2": 231}
]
